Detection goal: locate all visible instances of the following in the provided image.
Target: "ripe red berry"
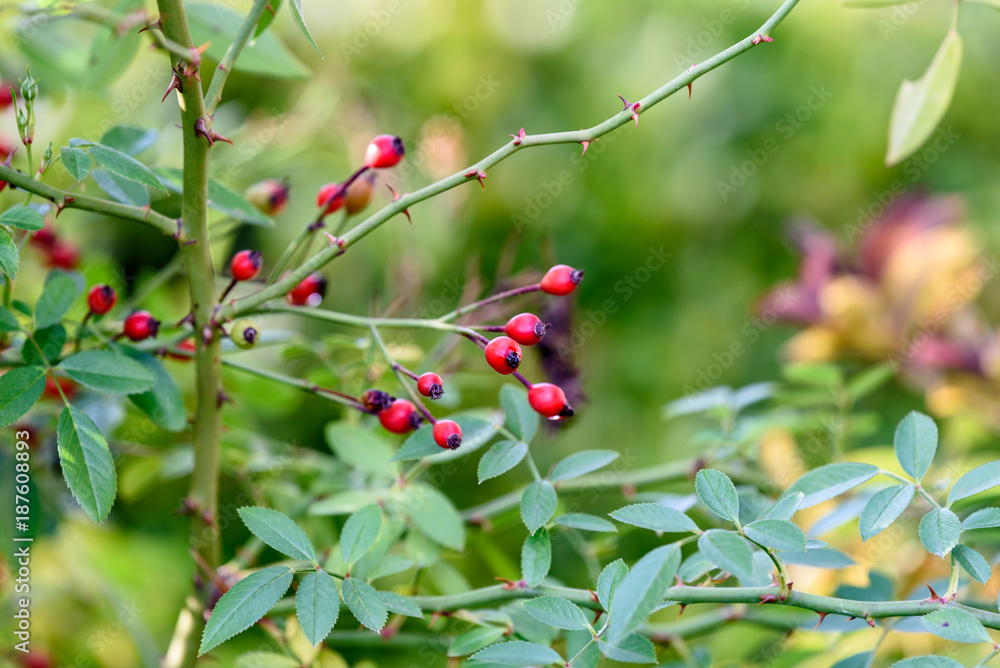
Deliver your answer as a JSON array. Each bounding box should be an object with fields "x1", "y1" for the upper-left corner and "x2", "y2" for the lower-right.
[
  {"x1": 528, "y1": 383, "x2": 574, "y2": 419},
  {"x1": 87, "y1": 284, "x2": 117, "y2": 315},
  {"x1": 364, "y1": 134, "x2": 405, "y2": 169},
  {"x1": 540, "y1": 264, "x2": 584, "y2": 296},
  {"x1": 504, "y1": 313, "x2": 549, "y2": 346},
  {"x1": 123, "y1": 311, "x2": 160, "y2": 342},
  {"x1": 433, "y1": 420, "x2": 462, "y2": 450},
  {"x1": 30, "y1": 225, "x2": 57, "y2": 248},
  {"x1": 287, "y1": 273, "x2": 328, "y2": 307},
  {"x1": 43, "y1": 376, "x2": 76, "y2": 401},
  {"x1": 231, "y1": 250, "x2": 263, "y2": 281},
  {"x1": 378, "y1": 399, "x2": 421, "y2": 434},
  {"x1": 484, "y1": 336, "x2": 522, "y2": 374},
  {"x1": 46, "y1": 242, "x2": 79, "y2": 270},
  {"x1": 316, "y1": 182, "x2": 346, "y2": 214},
  {"x1": 167, "y1": 338, "x2": 196, "y2": 361},
  {"x1": 417, "y1": 372, "x2": 443, "y2": 399},
  {"x1": 0, "y1": 86, "x2": 12, "y2": 110},
  {"x1": 244, "y1": 178, "x2": 290, "y2": 216}
]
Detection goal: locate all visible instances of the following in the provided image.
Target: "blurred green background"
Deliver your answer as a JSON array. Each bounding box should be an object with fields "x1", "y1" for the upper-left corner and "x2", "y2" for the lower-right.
[{"x1": 2, "y1": 0, "x2": 1000, "y2": 665}]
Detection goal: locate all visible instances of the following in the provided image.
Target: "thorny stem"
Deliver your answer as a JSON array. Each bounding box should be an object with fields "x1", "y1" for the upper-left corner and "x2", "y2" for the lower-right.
[
  {"x1": 202, "y1": 0, "x2": 272, "y2": 117},
  {"x1": 369, "y1": 324, "x2": 436, "y2": 424},
  {"x1": 215, "y1": 0, "x2": 802, "y2": 321}
]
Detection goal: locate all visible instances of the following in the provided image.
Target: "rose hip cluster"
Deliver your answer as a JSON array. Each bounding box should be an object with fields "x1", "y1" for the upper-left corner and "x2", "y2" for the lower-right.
[
  {"x1": 360, "y1": 263, "x2": 582, "y2": 449},
  {"x1": 30, "y1": 223, "x2": 80, "y2": 270}
]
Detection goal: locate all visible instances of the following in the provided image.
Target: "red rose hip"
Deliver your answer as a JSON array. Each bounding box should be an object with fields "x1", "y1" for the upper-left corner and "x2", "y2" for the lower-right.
[
  {"x1": 123, "y1": 311, "x2": 160, "y2": 342},
  {"x1": 231, "y1": 250, "x2": 263, "y2": 282},
  {"x1": 540, "y1": 264, "x2": 584, "y2": 296},
  {"x1": 244, "y1": 178, "x2": 290, "y2": 216},
  {"x1": 287, "y1": 273, "x2": 328, "y2": 307},
  {"x1": 378, "y1": 399, "x2": 421, "y2": 434},
  {"x1": 504, "y1": 313, "x2": 549, "y2": 346},
  {"x1": 87, "y1": 284, "x2": 117, "y2": 315},
  {"x1": 316, "y1": 182, "x2": 346, "y2": 215},
  {"x1": 484, "y1": 336, "x2": 522, "y2": 374},
  {"x1": 433, "y1": 420, "x2": 462, "y2": 450},
  {"x1": 528, "y1": 383, "x2": 574, "y2": 419},
  {"x1": 417, "y1": 372, "x2": 444, "y2": 399},
  {"x1": 364, "y1": 134, "x2": 405, "y2": 169}
]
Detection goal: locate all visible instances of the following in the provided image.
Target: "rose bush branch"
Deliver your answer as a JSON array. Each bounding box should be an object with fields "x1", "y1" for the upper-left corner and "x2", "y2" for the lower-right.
[{"x1": 216, "y1": 0, "x2": 801, "y2": 321}]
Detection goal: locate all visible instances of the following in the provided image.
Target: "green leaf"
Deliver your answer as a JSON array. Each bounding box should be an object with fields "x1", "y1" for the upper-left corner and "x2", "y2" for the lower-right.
[
  {"x1": 340, "y1": 577, "x2": 388, "y2": 632},
  {"x1": 100, "y1": 125, "x2": 158, "y2": 156},
  {"x1": 199, "y1": 566, "x2": 293, "y2": 654},
  {"x1": 522, "y1": 596, "x2": 592, "y2": 631},
  {"x1": 918, "y1": 508, "x2": 962, "y2": 557},
  {"x1": 832, "y1": 653, "x2": 874, "y2": 668},
  {"x1": 953, "y1": 544, "x2": 991, "y2": 584},
  {"x1": 920, "y1": 607, "x2": 991, "y2": 643},
  {"x1": 549, "y1": 449, "x2": 619, "y2": 482},
  {"x1": 125, "y1": 351, "x2": 187, "y2": 432},
  {"x1": 340, "y1": 504, "x2": 382, "y2": 567},
  {"x1": 35, "y1": 272, "x2": 79, "y2": 329},
  {"x1": 765, "y1": 492, "x2": 804, "y2": 520},
  {"x1": 554, "y1": 513, "x2": 617, "y2": 532},
  {"x1": 366, "y1": 555, "x2": 413, "y2": 581},
  {"x1": 23, "y1": 324, "x2": 65, "y2": 366},
  {"x1": 847, "y1": 363, "x2": 894, "y2": 401},
  {"x1": 0, "y1": 305, "x2": 19, "y2": 331},
  {"x1": 784, "y1": 362, "x2": 842, "y2": 387},
  {"x1": 694, "y1": 469, "x2": 740, "y2": 524},
  {"x1": 61, "y1": 147, "x2": 93, "y2": 181},
  {"x1": 967, "y1": 0, "x2": 1000, "y2": 8},
  {"x1": 501, "y1": 385, "x2": 538, "y2": 443},
  {"x1": 859, "y1": 484, "x2": 915, "y2": 542},
  {"x1": 744, "y1": 519, "x2": 806, "y2": 552},
  {"x1": 607, "y1": 544, "x2": 680, "y2": 643},
  {"x1": 401, "y1": 484, "x2": 465, "y2": 550},
  {"x1": 697, "y1": 530, "x2": 754, "y2": 582},
  {"x1": 239, "y1": 506, "x2": 317, "y2": 564},
  {"x1": 187, "y1": 3, "x2": 310, "y2": 79},
  {"x1": 609, "y1": 503, "x2": 699, "y2": 534},
  {"x1": 948, "y1": 461, "x2": 1000, "y2": 505},
  {"x1": 783, "y1": 462, "x2": 879, "y2": 508},
  {"x1": 57, "y1": 350, "x2": 155, "y2": 395},
  {"x1": 478, "y1": 439, "x2": 528, "y2": 483},
  {"x1": 85, "y1": 0, "x2": 142, "y2": 88},
  {"x1": 254, "y1": 0, "x2": 282, "y2": 37},
  {"x1": 380, "y1": 591, "x2": 422, "y2": 618},
  {"x1": 962, "y1": 508, "x2": 1000, "y2": 530},
  {"x1": 521, "y1": 528, "x2": 551, "y2": 587},
  {"x1": 0, "y1": 231, "x2": 18, "y2": 279},
  {"x1": 391, "y1": 414, "x2": 498, "y2": 461},
  {"x1": 295, "y1": 570, "x2": 339, "y2": 646},
  {"x1": 234, "y1": 652, "x2": 299, "y2": 668},
  {"x1": 0, "y1": 205, "x2": 44, "y2": 231},
  {"x1": 894, "y1": 411, "x2": 937, "y2": 481},
  {"x1": 678, "y1": 552, "x2": 715, "y2": 582},
  {"x1": 889, "y1": 659, "x2": 965, "y2": 668},
  {"x1": 0, "y1": 366, "x2": 46, "y2": 427},
  {"x1": 448, "y1": 626, "x2": 507, "y2": 657},
  {"x1": 57, "y1": 406, "x2": 116, "y2": 523},
  {"x1": 93, "y1": 169, "x2": 149, "y2": 206},
  {"x1": 521, "y1": 480, "x2": 557, "y2": 534},
  {"x1": 470, "y1": 641, "x2": 563, "y2": 666},
  {"x1": 325, "y1": 423, "x2": 398, "y2": 477},
  {"x1": 597, "y1": 559, "x2": 627, "y2": 611},
  {"x1": 566, "y1": 630, "x2": 601, "y2": 668},
  {"x1": 598, "y1": 634, "x2": 657, "y2": 664},
  {"x1": 288, "y1": 0, "x2": 323, "y2": 57},
  {"x1": 153, "y1": 167, "x2": 273, "y2": 226},
  {"x1": 886, "y1": 30, "x2": 962, "y2": 165},
  {"x1": 77, "y1": 142, "x2": 167, "y2": 193}
]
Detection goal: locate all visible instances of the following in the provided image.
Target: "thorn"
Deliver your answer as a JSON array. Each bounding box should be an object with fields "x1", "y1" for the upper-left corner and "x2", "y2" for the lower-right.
[
  {"x1": 202, "y1": 324, "x2": 214, "y2": 346},
  {"x1": 138, "y1": 18, "x2": 161, "y2": 33},
  {"x1": 847, "y1": 616, "x2": 855, "y2": 622},
  {"x1": 780, "y1": 581, "x2": 794, "y2": 602},
  {"x1": 464, "y1": 168, "x2": 487, "y2": 190},
  {"x1": 495, "y1": 577, "x2": 524, "y2": 590},
  {"x1": 812, "y1": 612, "x2": 827, "y2": 629},
  {"x1": 509, "y1": 128, "x2": 526, "y2": 145},
  {"x1": 923, "y1": 583, "x2": 944, "y2": 603},
  {"x1": 174, "y1": 497, "x2": 199, "y2": 516},
  {"x1": 323, "y1": 232, "x2": 340, "y2": 247},
  {"x1": 386, "y1": 184, "x2": 412, "y2": 223},
  {"x1": 621, "y1": 483, "x2": 637, "y2": 498},
  {"x1": 587, "y1": 589, "x2": 600, "y2": 603},
  {"x1": 162, "y1": 72, "x2": 182, "y2": 102},
  {"x1": 209, "y1": 130, "x2": 233, "y2": 146},
  {"x1": 677, "y1": 603, "x2": 686, "y2": 618},
  {"x1": 674, "y1": 574, "x2": 685, "y2": 587},
  {"x1": 194, "y1": 118, "x2": 214, "y2": 145},
  {"x1": 579, "y1": 140, "x2": 590, "y2": 156},
  {"x1": 630, "y1": 102, "x2": 641, "y2": 129},
  {"x1": 616, "y1": 94, "x2": 631, "y2": 110},
  {"x1": 217, "y1": 389, "x2": 234, "y2": 408},
  {"x1": 752, "y1": 33, "x2": 774, "y2": 45},
  {"x1": 757, "y1": 594, "x2": 779, "y2": 605},
  {"x1": 174, "y1": 219, "x2": 183, "y2": 240},
  {"x1": 592, "y1": 610, "x2": 603, "y2": 625},
  {"x1": 866, "y1": 615, "x2": 876, "y2": 628},
  {"x1": 200, "y1": 510, "x2": 217, "y2": 529}
]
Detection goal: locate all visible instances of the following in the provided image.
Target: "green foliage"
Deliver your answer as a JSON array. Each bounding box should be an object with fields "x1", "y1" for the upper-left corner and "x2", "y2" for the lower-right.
[
  {"x1": 239, "y1": 506, "x2": 318, "y2": 564},
  {"x1": 56, "y1": 405, "x2": 116, "y2": 523},
  {"x1": 199, "y1": 566, "x2": 294, "y2": 655}
]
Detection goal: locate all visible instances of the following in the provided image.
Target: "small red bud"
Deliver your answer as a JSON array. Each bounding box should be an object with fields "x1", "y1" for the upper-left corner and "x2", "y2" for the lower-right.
[
  {"x1": 230, "y1": 250, "x2": 263, "y2": 282},
  {"x1": 504, "y1": 313, "x2": 549, "y2": 346},
  {"x1": 484, "y1": 336, "x2": 522, "y2": 375},
  {"x1": 287, "y1": 273, "x2": 328, "y2": 307},
  {"x1": 540, "y1": 264, "x2": 583, "y2": 296},
  {"x1": 417, "y1": 372, "x2": 444, "y2": 399},
  {"x1": 123, "y1": 311, "x2": 160, "y2": 342},
  {"x1": 364, "y1": 134, "x2": 405, "y2": 169},
  {"x1": 433, "y1": 420, "x2": 462, "y2": 450},
  {"x1": 528, "y1": 383, "x2": 574, "y2": 419},
  {"x1": 378, "y1": 399, "x2": 421, "y2": 434},
  {"x1": 317, "y1": 182, "x2": 347, "y2": 215},
  {"x1": 87, "y1": 284, "x2": 117, "y2": 315}
]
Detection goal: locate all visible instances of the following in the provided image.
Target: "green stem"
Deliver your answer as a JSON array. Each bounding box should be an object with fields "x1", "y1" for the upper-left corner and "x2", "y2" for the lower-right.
[
  {"x1": 221, "y1": 357, "x2": 368, "y2": 412},
  {"x1": 369, "y1": 324, "x2": 436, "y2": 424},
  {"x1": 216, "y1": 0, "x2": 802, "y2": 321},
  {"x1": 201, "y1": 0, "x2": 272, "y2": 117},
  {"x1": 262, "y1": 304, "x2": 485, "y2": 339},
  {"x1": 0, "y1": 164, "x2": 180, "y2": 237},
  {"x1": 879, "y1": 469, "x2": 942, "y2": 508},
  {"x1": 975, "y1": 649, "x2": 1000, "y2": 667}
]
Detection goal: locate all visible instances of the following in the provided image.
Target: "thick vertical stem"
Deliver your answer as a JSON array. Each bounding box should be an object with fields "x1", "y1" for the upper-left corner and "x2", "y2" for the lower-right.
[{"x1": 157, "y1": 0, "x2": 221, "y2": 665}]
